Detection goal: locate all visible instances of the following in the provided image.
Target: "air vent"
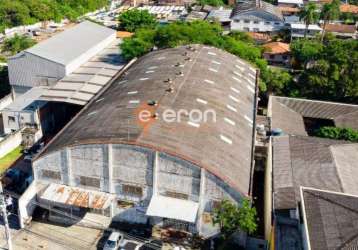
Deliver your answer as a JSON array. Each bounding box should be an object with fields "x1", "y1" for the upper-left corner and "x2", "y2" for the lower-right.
[
  {"x1": 166, "y1": 87, "x2": 174, "y2": 93},
  {"x1": 147, "y1": 100, "x2": 158, "y2": 106},
  {"x1": 164, "y1": 78, "x2": 173, "y2": 83}
]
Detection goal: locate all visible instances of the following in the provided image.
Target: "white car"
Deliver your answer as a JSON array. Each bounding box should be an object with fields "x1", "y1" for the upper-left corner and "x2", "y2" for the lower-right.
[{"x1": 103, "y1": 232, "x2": 124, "y2": 250}]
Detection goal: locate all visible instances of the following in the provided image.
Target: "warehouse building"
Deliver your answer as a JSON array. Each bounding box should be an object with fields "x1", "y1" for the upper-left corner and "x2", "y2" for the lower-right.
[
  {"x1": 19, "y1": 45, "x2": 258, "y2": 237},
  {"x1": 7, "y1": 21, "x2": 116, "y2": 97}
]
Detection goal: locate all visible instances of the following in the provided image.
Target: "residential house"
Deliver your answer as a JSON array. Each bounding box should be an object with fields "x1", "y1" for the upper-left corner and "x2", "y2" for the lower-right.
[
  {"x1": 322, "y1": 23, "x2": 357, "y2": 39},
  {"x1": 230, "y1": 0, "x2": 285, "y2": 32},
  {"x1": 263, "y1": 42, "x2": 290, "y2": 66},
  {"x1": 290, "y1": 23, "x2": 322, "y2": 38}
]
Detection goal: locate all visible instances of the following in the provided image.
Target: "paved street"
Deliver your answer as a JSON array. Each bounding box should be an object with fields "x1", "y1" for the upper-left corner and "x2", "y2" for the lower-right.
[{"x1": 0, "y1": 220, "x2": 103, "y2": 250}]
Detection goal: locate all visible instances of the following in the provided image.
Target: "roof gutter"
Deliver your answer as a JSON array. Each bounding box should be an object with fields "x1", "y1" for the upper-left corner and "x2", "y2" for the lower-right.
[{"x1": 248, "y1": 69, "x2": 260, "y2": 197}]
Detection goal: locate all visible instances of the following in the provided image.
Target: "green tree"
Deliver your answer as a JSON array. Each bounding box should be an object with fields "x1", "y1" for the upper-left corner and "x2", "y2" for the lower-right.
[
  {"x1": 315, "y1": 126, "x2": 358, "y2": 142},
  {"x1": 118, "y1": 9, "x2": 157, "y2": 32},
  {"x1": 320, "y1": 0, "x2": 340, "y2": 41},
  {"x1": 0, "y1": 0, "x2": 32, "y2": 31},
  {"x1": 298, "y1": 3, "x2": 319, "y2": 38},
  {"x1": 213, "y1": 199, "x2": 257, "y2": 238},
  {"x1": 290, "y1": 38, "x2": 323, "y2": 69},
  {"x1": 2, "y1": 34, "x2": 36, "y2": 55}
]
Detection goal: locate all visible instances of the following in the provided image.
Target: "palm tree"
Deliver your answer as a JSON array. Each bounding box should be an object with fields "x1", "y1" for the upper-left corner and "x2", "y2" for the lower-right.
[
  {"x1": 320, "y1": 0, "x2": 340, "y2": 41},
  {"x1": 299, "y1": 3, "x2": 319, "y2": 38}
]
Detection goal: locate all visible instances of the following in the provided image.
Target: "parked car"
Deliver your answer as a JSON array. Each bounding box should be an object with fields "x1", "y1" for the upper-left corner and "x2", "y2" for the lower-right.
[{"x1": 103, "y1": 232, "x2": 124, "y2": 250}]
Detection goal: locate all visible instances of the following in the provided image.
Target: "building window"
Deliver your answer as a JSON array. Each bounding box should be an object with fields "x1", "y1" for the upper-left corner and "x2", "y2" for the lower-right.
[
  {"x1": 253, "y1": 28, "x2": 259, "y2": 32},
  {"x1": 274, "y1": 22, "x2": 281, "y2": 25},
  {"x1": 122, "y1": 184, "x2": 143, "y2": 197},
  {"x1": 234, "y1": 19, "x2": 240, "y2": 23},
  {"x1": 265, "y1": 21, "x2": 271, "y2": 25},
  {"x1": 269, "y1": 55, "x2": 275, "y2": 59},
  {"x1": 165, "y1": 191, "x2": 189, "y2": 200},
  {"x1": 243, "y1": 27, "x2": 250, "y2": 31},
  {"x1": 253, "y1": 20, "x2": 259, "y2": 24},
  {"x1": 79, "y1": 176, "x2": 100, "y2": 188},
  {"x1": 283, "y1": 55, "x2": 288, "y2": 60},
  {"x1": 8, "y1": 116, "x2": 15, "y2": 123},
  {"x1": 117, "y1": 200, "x2": 134, "y2": 209},
  {"x1": 244, "y1": 19, "x2": 250, "y2": 23},
  {"x1": 42, "y1": 169, "x2": 61, "y2": 180}
]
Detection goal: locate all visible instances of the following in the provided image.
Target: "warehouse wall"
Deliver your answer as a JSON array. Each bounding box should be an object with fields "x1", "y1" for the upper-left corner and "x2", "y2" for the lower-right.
[
  {"x1": 33, "y1": 143, "x2": 243, "y2": 236},
  {"x1": 8, "y1": 52, "x2": 66, "y2": 90}
]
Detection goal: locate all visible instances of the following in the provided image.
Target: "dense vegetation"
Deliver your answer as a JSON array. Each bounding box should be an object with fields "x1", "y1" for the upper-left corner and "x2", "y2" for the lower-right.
[
  {"x1": 2, "y1": 34, "x2": 37, "y2": 55},
  {"x1": 0, "y1": 0, "x2": 109, "y2": 32},
  {"x1": 315, "y1": 126, "x2": 358, "y2": 142},
  {"x1": 118, "y1": 9, "x2": 157, "y2": 32},
  {"x1": 290, "y1": 38, "x2": 358, "y2": 103},
  {"x1": 196, "y1": 0, "x2": 228, "y2": 7},
  {"x1": 213, "y1": 199, "x2": 257, "y2": 238}
]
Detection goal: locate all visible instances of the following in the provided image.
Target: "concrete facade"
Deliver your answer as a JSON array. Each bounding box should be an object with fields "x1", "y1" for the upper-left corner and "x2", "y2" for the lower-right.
[{"x1": 32, "y1": 143, "x2": 243, "y2": 236}]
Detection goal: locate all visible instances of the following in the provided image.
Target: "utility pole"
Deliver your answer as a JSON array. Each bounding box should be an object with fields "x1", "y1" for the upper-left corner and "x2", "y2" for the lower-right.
[{"x1": 0, "y1": 183, "x2": 12, "y2": 250}]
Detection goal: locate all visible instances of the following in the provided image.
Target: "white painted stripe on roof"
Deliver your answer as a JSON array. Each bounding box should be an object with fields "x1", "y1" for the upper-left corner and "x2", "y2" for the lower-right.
[
  {"x1": 231, "y1": 87, "x2": 240, "y2": 94},
  {"x1": 140, "y1": 78, "x2": 149, "y2": 81},
  {"x1": 129, "y1": 100, "x2": 140, "y2": 104},
  {"x1": 196, "y1": 98, "x2": 208, "y2": 104},
  {"x1": 209, "y1": 68, "x2": 218, "y2": 73},
  {"x1": 212, "y1": 60, "x2": 221, "y2": 65},
  {"x1": 118, "y1": 80, "x2": 128, "y2": 85},
  {"x1": 236, "y1": 59, "x2": 245, "y2": 65},
  {"x1": 229, "y1": 95, "x2": 239, "y2": 103},
  {"x1": 146, "y1": 70, "x2": 155, "y2": 73},
  {"x1": 232, "y1": 76, "x2": 241, "y2": 83},
  {"x1": 220, "y1": 135, "x2": 232, "y2": 145},
  {"x1": 247, "y1": 85, "x2": 255, "y2": 94},
  {"x1": 87, "y1": 111, "x2": 97, "y2": 116},
  {"x1": 204, "y1": 79, "x2": 215, "y2": 84},
  {"x1": 187, "y1": 121, "x2": 200, "y2": 128},
  {"x1": 226, "y1": 104, "x2": 237, "y2": 112},
  {"x1": 208, "y1": 52, "x2": 217, "y2": 56},
  {"x1": 96, "y1": 98, "x2": 104, "y2": 103},
  {"x1": 245, "y1": 115, "x2": 253, "y2": 124},
  {"x1": 235, "y1": 65, "x2": 245, "y2": 71},
  {"x1": 224, "y1": 117, "x2": 236, "y2": 126},
  {"x1": 234, "y1": 71, "x2": 242, "y2": 77},
  {"x1": 157, "y1": 56, "x2": 166, "y2": 60},
  {"x1": 148, "y1": 66, "x2": 158, "y2": 69},
  {"x1": 248, "y1": 67, "x2": 256, "y2": 74},
  {"x1": 127, "y1": 91, "x2": 138, "y2": 95}
]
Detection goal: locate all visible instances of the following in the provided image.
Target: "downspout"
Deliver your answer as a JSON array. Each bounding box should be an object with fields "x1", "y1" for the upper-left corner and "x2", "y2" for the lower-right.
[{"x1": 248, "y1": 69, "x2": 260, "y2": 197}]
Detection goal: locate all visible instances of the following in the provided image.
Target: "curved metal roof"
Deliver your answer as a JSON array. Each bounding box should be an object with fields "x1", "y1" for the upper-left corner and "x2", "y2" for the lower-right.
[{"x1": 37, "y1": 45, "x2": 258, "y2": 196}]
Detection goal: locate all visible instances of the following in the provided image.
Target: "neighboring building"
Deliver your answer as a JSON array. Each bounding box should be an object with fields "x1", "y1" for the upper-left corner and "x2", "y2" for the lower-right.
[
  {"x1": 301, "y1": 187, "x2": 358, "y2": 250},
  {"x1": 206, "y1": 9, "x2": 232, "y2": 29},
  {"x1": 157, "y1": 0, "x2": 195, "y2": 6},
  {"x1": 340, "y1": 4, "x2": 358, "y2": 15},
  {"x1": 290, "y1": 23, "x2": 322, "y2": 38},
  {"x1": 247, "y1": 32, "x2": 272, "y2": 44},
  {"x1": 138, "y1": 5, "x2": 187, "y2": 21},
  {"x1": 277, "y1": 0, "x2": 303, "y2": 8},
  {"x1": 264, "y1": 96, "x2": 358, "y2": 248},
  {"x1": 278, "y1": 6, "x2": 299, "y2": 16},
  {"x1": 2, "y1": 88, "x2": 46, "y2": 135},
  {"x1": 262, "y1": 42, "x2": 290, "y2": 66},
  {"x1": 20, "y1": 45, "x2": 258, "y2": 238},
  {"x1": 7, "y1": 21, "x2": 116, "y2": 98},
  {"x1": 186, "y1": 11, "x2": 208, "y2": 21},
  {"x1": 268, "y1": 96, "x2": 358, "y2": 135},
  {"x1": 230, "y1": 0, "x2": 284, "y2": 32},
  {"x1": 322, "y1": 23, "x2": 357, "y2": 39}
]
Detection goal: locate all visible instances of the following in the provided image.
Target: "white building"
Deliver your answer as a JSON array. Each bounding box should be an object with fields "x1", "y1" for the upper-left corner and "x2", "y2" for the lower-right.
[
  {"x1": 290, "y1": 23, "x2": 322, "y2": 38},
  {"x1": 230, "y1": 0, "x2": 284, "y2": 32},
  {"x1": 7, "y1": 21, "x2": 116, "y2": 98}
]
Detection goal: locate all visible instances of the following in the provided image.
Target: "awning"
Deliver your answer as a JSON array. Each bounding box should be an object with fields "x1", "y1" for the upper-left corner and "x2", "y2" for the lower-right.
[
  {"x1": 146, "y1": 195, "x2": 199, "y2": 223},
  {"x1": 40, "y1": 183, "x2": 114, "y2": 209}
]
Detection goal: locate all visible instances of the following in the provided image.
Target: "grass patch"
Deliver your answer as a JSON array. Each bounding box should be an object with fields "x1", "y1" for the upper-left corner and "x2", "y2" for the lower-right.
[{"x1": 0, "y1": 146, "x2": 23, "y2": 174}]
